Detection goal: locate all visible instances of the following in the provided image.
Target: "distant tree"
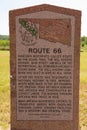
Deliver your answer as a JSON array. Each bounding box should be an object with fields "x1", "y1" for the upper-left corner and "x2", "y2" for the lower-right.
[
  {"x1": 0, "y1": 35, "x2": 9, "y2": 40},
  {"x1": 81, "y1": 41, "x2": 85, "y2": 47},
  {"x1": 81, "y1": 36, "x2": 86, "y2": 41}
]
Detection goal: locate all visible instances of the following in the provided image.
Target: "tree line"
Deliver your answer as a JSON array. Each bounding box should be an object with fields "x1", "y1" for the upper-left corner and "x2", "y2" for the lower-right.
[
  {"x1": 0, "y1": 35, "x2": 9, "y2": 40},
  {"x1": 0, "y1": 35, "x2": 10, "y2": 50},
  {"x1": 81, "y1": 36, "x2": 87, "y2": 47},
  {"x1": 0, "y1": 35, "x2": 87, "y2": 51}
]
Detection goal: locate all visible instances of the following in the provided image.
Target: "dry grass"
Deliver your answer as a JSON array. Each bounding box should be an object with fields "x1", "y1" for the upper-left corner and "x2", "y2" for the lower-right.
[{"x1": 0, "y1": 51, "x2": 10, "y2": 128}]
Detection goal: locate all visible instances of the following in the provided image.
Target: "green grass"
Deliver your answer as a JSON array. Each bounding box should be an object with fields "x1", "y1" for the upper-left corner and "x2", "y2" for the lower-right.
[
  {"x1": 0, "y1": 51, "x2": 10, "y2": 128},
  {"x1": 0, "y1": 50, "x2": 87, "y2": 129}
]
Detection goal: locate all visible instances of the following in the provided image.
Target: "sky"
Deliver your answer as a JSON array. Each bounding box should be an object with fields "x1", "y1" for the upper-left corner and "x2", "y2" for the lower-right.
[{"x1": 0, "y1": 0, "x2": 87, "y2": 36}]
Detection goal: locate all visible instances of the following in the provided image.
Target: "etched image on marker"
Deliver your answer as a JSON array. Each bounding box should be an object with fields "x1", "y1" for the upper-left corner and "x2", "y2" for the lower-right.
[{"x1": 19, "y1": 19, "x2": 39, "y2": 46}]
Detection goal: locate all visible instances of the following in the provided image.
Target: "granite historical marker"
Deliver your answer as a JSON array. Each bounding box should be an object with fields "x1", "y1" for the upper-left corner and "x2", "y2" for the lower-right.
[{"x1": 9, "y1": 4, "x2": 81, "y2": 130}]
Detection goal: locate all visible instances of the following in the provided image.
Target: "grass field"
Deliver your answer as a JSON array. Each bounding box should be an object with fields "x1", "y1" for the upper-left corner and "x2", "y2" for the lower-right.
[
  {"x1": 0, "y1": 51, "x2": 10, "y2": 128},
  {"x1": 0, "y1": 51, "x2": 87, "y2": 129},
  {"x1": 80, "y1": 52, "x2": 87, "y2": 128},
  {"x1": 80, "y1": 52, "x2": 87, "y2": 84}
]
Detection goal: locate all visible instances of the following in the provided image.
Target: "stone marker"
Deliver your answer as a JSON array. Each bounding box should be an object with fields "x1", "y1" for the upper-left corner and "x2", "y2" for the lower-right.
[{"x1": 9, "y1": 4, "x2": 81, "y2": 130}]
